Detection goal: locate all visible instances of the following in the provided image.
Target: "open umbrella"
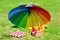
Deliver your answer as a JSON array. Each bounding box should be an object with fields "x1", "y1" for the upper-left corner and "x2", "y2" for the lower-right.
[{"x1": 8, "y1": 4, "x2": 51, "y2": 28}]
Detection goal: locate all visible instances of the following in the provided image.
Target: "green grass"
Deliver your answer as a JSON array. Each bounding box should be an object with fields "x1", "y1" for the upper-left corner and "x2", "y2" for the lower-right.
[{"x1": 0, "y1": 0, "x2": 60, "y2": 40}]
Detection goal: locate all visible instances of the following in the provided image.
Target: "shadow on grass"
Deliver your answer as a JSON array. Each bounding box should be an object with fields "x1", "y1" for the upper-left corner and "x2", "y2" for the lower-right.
[
  {"x1": 45, "y1": 27, "x2": 48, "y2": 29},
  {"x1": 11, "y1": 26, "x2": 18, "y2": 28}
]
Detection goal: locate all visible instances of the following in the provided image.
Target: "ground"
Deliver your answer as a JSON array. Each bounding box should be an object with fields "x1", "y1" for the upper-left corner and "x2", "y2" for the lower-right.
[{"x1": 0, "y1": 0, "x2": 60, "y2": 40}]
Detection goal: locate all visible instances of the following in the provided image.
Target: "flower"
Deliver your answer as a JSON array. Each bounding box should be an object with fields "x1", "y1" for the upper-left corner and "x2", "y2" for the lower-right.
[{"x1": 10, "y1": 30, "x2": 26, "y2": 38}]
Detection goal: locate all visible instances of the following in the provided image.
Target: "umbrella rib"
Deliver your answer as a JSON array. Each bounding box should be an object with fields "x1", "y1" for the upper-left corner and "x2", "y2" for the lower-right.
[
  {"x1": 36, "y1": 8, "x2": 50, "y2": 21},
  {"x1": 36, "y1": 10, "x2": 49, "y2": 23},
  {"x1": 31, "y1": 10, "x2": 46, "y2": 25},
  {"x1": 31, "y1": 12, "x2": 39, "y2": 26},
  {"x1": 30, "y1": 10, "x2": 39, "y2": 26},
  {"x1": 30, "y1": 13, "x2": 33, "y2": 26},
  {"x1": 32, "y1": 6, "x2": 50, "y2": 21},
  {"x1": 9, "y1": 10, "x2": 27, "y2": 23},
  {"x1": 13, "y1": 10, "x2": 28, "y2": 26},
  {"x1": 20, "y1": 10, "x2": 28, "y2": 26},
  {"x1": 38, "y1": 11, "x2": 50, "y2": 21}
]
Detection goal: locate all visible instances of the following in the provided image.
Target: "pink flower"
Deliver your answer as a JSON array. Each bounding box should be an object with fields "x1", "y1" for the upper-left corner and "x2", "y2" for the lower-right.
[{"x1": 10, "y1": 30, "x2": 26, "y2": 38}]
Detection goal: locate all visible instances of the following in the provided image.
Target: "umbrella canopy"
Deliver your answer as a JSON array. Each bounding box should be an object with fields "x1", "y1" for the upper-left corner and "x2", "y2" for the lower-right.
[{"x1": 8, "y1": 4, "x2": 51, "y2": 28}]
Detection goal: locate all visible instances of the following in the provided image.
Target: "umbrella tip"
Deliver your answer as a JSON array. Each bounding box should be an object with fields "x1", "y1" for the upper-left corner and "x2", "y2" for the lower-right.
[{"x1": 25, "y1": 4, "x2": 34, "y2": 7}]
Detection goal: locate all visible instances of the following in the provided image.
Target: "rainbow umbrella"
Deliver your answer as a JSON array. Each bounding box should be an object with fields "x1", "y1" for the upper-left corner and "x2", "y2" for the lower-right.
[{"x1": 8, "y1": 4, "x2": 51, "y2": 28}]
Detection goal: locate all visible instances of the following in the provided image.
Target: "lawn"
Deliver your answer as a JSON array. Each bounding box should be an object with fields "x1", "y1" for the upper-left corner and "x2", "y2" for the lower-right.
[{"x1": 0, "y1": 0, "x2": 60, "y2": 40}]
